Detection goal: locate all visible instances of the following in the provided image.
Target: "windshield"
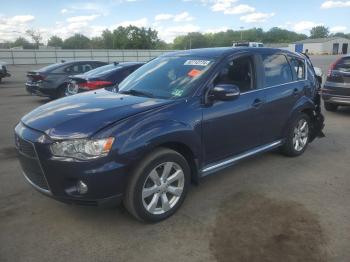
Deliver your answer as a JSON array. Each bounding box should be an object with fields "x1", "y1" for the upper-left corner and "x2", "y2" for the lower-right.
[{"x1": 118, "y1": 56, "x2": 215, "y2": 99}]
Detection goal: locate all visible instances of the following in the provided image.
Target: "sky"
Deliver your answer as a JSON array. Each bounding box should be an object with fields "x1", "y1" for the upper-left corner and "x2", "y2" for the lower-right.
[{"x1": 0, "y1": 0, "x2": 349, "y2": 43}]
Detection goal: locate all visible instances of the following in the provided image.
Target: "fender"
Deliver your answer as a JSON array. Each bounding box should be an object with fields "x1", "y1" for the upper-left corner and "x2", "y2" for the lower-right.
[
  {"x1": 96, "y1": 98, "x2": 203, "y2": 179},
  {"x1": 281, "y1": 95, "x2": 315, "y2": 139}
]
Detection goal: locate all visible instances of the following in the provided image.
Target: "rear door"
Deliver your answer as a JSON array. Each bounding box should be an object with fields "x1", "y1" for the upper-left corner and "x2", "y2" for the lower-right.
[{"x1": 260, "y1": 52, "x2": 304, "y2": 144}]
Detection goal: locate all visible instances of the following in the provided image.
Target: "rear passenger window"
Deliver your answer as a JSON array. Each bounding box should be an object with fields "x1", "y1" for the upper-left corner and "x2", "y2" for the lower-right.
[
  {"x1": 262, "y1": 54, "x2": 293, "y2": 87},
  {"x1": 289, "y1": 57, "x2": 305, "y2": 80}
]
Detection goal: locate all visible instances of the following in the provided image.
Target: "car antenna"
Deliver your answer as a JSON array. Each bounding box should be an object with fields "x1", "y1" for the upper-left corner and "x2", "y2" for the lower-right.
[
  {"x1": 61, "y1": 59, "x2": 66, "y2": 63},
  {"x1": 113, "y1": 61, "x2": 119, "y2": 66}
]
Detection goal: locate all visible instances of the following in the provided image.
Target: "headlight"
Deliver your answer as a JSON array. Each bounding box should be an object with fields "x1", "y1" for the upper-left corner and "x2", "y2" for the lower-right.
[{"x1": 50, "y1": 137, "x2": 114, "y2": 160}]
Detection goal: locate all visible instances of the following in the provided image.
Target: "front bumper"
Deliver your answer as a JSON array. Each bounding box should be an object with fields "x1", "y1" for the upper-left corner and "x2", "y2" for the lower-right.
[{"x1": 15, "y1": 122, "x2": 128, "y2": 207}]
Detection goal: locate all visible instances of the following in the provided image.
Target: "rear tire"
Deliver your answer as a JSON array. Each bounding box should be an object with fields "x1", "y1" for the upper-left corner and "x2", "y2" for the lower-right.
[
  {"x1": 124, "y1": 148, "x2": 190, "y2": 222},
  {"x1": 324, "y1": 102, "x2": 338, "y2": 112},
  {"x1": 281, "y1": 113, "x2": 310, "y2": 157}
]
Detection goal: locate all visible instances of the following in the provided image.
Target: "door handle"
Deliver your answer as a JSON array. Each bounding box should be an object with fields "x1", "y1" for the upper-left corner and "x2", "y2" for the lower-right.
[{"x1": 252, "y1": 99, "x2": 264, "y2": 108}]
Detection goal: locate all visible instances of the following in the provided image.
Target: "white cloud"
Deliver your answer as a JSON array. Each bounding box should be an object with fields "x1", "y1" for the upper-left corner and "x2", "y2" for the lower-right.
[
  {"x1": 240, "y1": 12, "x2": 274, "y2": 23},
  {"x1": 154, "y1": 12, "x2": 195, "y2": 22},
  {"x1": 113, "y1": 18, "x2": 148, "y2": 28},
  {"x1": 210, "y1": 0, "x2": 255, "y2": 15},
  {"x1": 292, "y1": 21, "x2": 323, "y2": 32},
  {"x1": 225, "y1": 4, "x2": 255, "y2": 14},
  {"x1": 61, "y1": 9, "x2": 68, "y2": 14},
  {"x1": 0, "y1": 15, "x2": 35, "y2": 41},
  {"x1": 204, "y1": 26, "x2": 229, "y2": 33},
  {"x1": 211, "y1": 0, "x2": 237, "y2": 11},
  {"x1": 330, "y1": 25, "x2": 347, "y2": 32},
  {"x1": 321, "y1": 1, "x2": 350, "y2": 8},
  {"x1": 9, "y1": 15, "x2": 35, "y2": 23},
  {"x1": 173, "y1": 12, "x2": 194, "y2": 22},
  {"x1": 156, "y1": 24, "x2": 200, "y2": 43},
  {"x1": 66, "y1": 15, "x2": 99, "y2": 23},
  {"x1": 155, "y1": 13, "x2": 174, "y2": 21}
]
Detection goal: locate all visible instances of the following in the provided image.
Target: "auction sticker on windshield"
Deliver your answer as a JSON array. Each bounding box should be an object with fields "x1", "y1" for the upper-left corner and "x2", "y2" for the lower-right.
[{"x1": 184, "y1": 60, "x2": 211, "y2": 66}]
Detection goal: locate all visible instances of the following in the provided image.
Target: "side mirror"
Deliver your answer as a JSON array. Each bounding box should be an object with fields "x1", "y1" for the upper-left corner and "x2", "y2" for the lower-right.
[{"x1": 210, "y1": 84, "x2": 240, "y2": 101}]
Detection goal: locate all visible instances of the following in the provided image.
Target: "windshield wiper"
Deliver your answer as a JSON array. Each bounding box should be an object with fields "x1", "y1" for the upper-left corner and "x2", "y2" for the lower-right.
[{"x1": 119, "y1": 89, "x2": 154, "y2": 98}]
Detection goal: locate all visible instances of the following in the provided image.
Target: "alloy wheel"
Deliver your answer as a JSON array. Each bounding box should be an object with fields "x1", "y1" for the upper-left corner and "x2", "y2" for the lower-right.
[
  {"x1": 293, "y1": 119, "x2": 309, "y2": 152},
  {"x1": 142, "y1": 162, "x2": 185, "y2": 215}
]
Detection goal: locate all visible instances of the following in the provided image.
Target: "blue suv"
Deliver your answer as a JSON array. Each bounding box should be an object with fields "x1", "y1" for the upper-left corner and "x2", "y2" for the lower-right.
[{"x1": 15, "y1": 48, "x2": 324, "y2": 222}]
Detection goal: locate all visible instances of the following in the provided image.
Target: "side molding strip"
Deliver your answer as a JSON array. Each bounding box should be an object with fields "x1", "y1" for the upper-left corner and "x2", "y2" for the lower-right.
[{"x1": 201, "y1": 140, "x2": 282, "y2": 174}]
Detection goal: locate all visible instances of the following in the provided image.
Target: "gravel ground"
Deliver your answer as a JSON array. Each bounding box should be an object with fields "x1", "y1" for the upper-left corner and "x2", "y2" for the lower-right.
[{"x1": 0, "y1": 56, "x2": 349, "y2": 262}]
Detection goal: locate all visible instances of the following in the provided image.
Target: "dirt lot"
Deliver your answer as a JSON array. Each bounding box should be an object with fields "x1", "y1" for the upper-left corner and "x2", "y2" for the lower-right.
[{"x1": 1, "y1": 57, "x2": 350, "y2": 262}]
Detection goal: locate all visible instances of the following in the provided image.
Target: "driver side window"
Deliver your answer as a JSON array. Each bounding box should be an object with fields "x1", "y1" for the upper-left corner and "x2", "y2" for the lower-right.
[{"x1": 214, "y1": 56, "x2": 255, "y2": 93}]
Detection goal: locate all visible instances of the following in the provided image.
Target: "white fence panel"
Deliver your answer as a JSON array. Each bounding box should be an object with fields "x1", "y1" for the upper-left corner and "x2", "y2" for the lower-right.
[{"x1": 0, "y1": 49, "x2": 175, "y2": 65}]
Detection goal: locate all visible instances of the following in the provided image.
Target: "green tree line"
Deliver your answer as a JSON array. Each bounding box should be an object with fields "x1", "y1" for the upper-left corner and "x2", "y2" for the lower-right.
[{"x1": 1, "y1": 25, "x2": 349, "y2": 50}]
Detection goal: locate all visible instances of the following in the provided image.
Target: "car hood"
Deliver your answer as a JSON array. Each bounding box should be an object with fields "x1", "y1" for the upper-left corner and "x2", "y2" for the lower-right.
[{"x1": 21, "y1": 89, "x2": 172, "y2": 139}]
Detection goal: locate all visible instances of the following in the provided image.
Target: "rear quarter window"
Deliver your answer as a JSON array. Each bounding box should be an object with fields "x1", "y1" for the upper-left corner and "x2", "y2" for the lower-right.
[
  {"x1": 262, "y1": 54, "x2": 293, "y2": 87},
  {"x1": 289, "y1": 57, "x2": 306, "y2": 80}
]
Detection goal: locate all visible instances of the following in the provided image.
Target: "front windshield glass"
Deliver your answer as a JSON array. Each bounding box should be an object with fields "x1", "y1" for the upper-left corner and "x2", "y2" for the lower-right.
[{"x1": 118, "y1": 56, "x2": 216, "y2": 99}]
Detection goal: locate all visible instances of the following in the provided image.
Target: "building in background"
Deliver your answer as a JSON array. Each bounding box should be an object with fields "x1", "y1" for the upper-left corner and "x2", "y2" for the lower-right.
[{"x1": 289, "y1": 37, "x2": 350, "y2": 55}]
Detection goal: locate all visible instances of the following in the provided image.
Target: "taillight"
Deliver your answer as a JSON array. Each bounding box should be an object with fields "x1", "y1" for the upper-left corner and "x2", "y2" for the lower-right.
[
  {"x1": 29, "y1": 74, "x2": 46, "y2": 81},
  {"x1": 327, "y1": 58, "x2": 342, "y2": 77},
  {"x1": 78, "y1": 81, "x2": 113, "y2": 90}
]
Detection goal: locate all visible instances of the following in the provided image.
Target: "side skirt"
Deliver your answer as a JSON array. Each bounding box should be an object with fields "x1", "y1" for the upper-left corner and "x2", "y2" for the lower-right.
[{"x1": 200, "y1": 140, "x2": 283, "y2": 177}]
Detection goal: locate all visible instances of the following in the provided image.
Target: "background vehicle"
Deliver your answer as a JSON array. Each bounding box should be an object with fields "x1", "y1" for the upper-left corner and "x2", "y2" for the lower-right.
[
  {"x1": 233, "y1": 42, "x2": 264, "y2": 47},
  {"x1": 66, "y1": 62, "x2": 144, "y2": 96},
  {"x1": 25, "y1": 60, "x2": 107, "y2": 99},
  {"x1": 15, "y1": 48, "x2": 324, "y2": 222},
  {"x1": 322, "y1": 55, "x2": 350, "y2": 111},
  {"x1": 0, "y1": 61, "x2": 11, "y2": 83}
]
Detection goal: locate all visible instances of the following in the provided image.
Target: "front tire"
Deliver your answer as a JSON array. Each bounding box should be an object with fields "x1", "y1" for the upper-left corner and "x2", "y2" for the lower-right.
[
  {"x1": 281, "y1": 113, "x2": 310, "y2": 157},
  {"x1": 124, "y1": 148, "x2": 190, "y2": 222},
  {"x1": 324, "y1": 102, "x2": 338, "y2": 112}
]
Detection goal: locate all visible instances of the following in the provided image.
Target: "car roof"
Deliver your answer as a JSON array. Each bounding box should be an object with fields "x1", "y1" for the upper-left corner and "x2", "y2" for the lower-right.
[
  {"x1": 162, "y1": 47, "x2": 302, "y2": 59},
  {"x1": 115, "y1": 62, "x2": 144, "y2": 67}
]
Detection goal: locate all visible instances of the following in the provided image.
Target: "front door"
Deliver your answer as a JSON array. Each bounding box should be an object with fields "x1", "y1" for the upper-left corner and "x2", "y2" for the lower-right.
[{"x1": 202, "y1": 54, "x2": 265, "y2": 165}]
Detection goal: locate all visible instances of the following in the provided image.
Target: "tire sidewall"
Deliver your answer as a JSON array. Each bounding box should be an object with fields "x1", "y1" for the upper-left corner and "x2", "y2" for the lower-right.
[{"x1": 132, "y1": 151, "x2": 190, "y2": 222}]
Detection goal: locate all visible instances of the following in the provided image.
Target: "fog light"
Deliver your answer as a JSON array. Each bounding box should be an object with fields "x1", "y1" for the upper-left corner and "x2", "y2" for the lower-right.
[{"x1": 77, "y1": 181, "x2": 88, "y2": 194}]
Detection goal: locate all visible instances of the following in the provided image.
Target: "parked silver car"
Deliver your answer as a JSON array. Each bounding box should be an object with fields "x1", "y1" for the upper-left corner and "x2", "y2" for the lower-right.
[{"x1": 25, "y1": 60, "x2": 107, "y2": 99}]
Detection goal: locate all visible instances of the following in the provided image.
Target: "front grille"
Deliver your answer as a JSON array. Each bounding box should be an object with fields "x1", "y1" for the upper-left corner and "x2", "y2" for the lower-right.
[{"x1": 15, "y1": 135, "x2": 49, "y2": 191}]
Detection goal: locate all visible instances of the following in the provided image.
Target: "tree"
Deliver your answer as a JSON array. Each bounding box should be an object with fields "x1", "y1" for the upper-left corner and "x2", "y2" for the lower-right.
[
  {"x1": 310, "y1": 26, "x2": 329, "y2": 39},
  {"x1": 26, "y1": 29, "x2": 42, "y2": 49},
  {"x1": 90, "y1": 37, "x2": 105, "y2": 49},
  {"x1": 12, "y1": 37, "x2": 34, "y2": 49},
  {"x1": 63, "y1": 34, "x2": 91, "y2": 49},
  {"x1": 332, "y1": 32, "x2": 350, "y2": 39},
  {"x1": 48, "y1": 36, "x2": 63, "y2": 48},
  {"x1": 173, "y1": 32, "x2": 209, "y2": 49}
]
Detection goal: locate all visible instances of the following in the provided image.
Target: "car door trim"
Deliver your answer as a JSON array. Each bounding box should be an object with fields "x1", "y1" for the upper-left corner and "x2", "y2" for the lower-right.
[{"x1": 201, "y1": 140, "x2": 283, "y2": 175}]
